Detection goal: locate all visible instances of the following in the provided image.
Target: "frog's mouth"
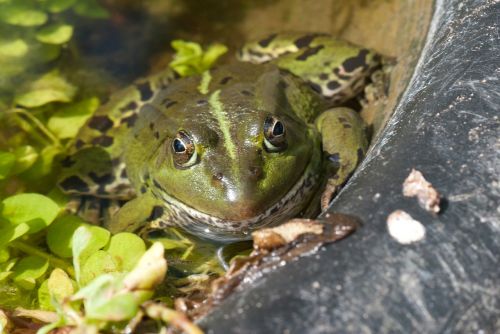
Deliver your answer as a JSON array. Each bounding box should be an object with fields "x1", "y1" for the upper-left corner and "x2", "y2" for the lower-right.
[{"x1": 153, "y1": 161, "x2": 321, "y2": 242}]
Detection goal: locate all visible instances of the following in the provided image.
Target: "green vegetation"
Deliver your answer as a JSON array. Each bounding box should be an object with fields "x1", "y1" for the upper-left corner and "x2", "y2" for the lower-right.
[{"x1": 0, "y1": 1, "x2": 227, "y2": 332}]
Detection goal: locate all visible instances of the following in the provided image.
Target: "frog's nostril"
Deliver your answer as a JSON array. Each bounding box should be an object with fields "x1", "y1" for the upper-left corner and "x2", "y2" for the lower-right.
[
  {"x1": 212, "y1": 173, "x2": 224, "y2": 187},
  {"x1": 249, "y1": 166, "x2": 263, "y2": 180}
]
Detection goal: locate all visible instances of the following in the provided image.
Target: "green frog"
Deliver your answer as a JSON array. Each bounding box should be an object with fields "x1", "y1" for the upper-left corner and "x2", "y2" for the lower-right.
[{"x1": 58, "y1": 33, "x2": 378, "y2": 242}]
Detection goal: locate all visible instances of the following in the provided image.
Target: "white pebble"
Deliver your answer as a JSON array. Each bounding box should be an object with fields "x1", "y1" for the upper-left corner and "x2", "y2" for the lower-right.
[{"x1": 387, "y1": 210, "x2": 426, "y2": 244}]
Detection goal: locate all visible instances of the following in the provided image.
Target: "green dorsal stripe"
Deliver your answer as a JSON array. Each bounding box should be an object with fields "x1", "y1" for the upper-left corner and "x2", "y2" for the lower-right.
[
  {"x1": 198, "y1": 71, "x2": 212, "y2": 95},
  {"x1": 208, "y1": 90, "x2": 236, "y2": 160}
]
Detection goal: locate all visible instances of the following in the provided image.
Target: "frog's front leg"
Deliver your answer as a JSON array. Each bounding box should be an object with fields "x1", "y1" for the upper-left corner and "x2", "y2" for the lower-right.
[
  {"x1": 106, "y1": 191, "x2": 171, "y2": 235},
  {"x1": 316, "y1": 107, "x2": 368, "y2": 211}
]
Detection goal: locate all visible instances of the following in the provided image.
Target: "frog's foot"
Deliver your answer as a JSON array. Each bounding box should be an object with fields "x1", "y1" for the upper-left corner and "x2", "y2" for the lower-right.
[
  {"x1": 358, "y1": 58, "x2": 395, "y2": 108},
  {"x1": 66, "y1": 195, "x2": 124, "y2": 225},
  {"x1": 320, "y1": 180, "x2": 338, "y2": 212}
]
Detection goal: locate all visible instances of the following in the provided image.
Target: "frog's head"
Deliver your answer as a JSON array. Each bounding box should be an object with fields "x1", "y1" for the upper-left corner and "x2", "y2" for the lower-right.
[{"x1": 129, "y1": 63, "x2": 322, "y2": 240}]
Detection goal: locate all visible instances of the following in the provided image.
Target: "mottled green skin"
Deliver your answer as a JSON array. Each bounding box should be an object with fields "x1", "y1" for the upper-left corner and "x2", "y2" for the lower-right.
[{"x1": 59, "y1": 33, "x2": 376, "y2": 242}]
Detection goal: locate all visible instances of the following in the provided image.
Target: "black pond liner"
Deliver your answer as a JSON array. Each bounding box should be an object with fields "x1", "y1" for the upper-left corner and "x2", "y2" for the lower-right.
[{"x1": 199, "y1": 0, "x2": 500, "y2": 332}]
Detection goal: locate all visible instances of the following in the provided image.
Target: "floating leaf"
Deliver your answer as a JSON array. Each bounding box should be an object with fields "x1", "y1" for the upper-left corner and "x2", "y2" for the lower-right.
[
  {"x1": 47, "y1": 215, "x2": 85, "y2": 258},
  {"x1": 72, "y1": 225, "x2": 110, "y2": 284},
  {"x1": 0, "y1": 248, "x2": 9, "y2": 263},
  {"x1": 0, "y1": 3, "x2": 48, "y2": 27},
  {"x1": 37, "y1": 279, "x2": 52, "y2": 310},
  {"x1": 47, "y1": 268, "x2": 74, "y2": 302},
  {"x1": 73, "y1": 0, "x2": 109, "y2": 18},
  {"x1": 0, "y1": 151, "x2": 15, "y2": 180},
  {"x1": 36, "y1": 23, "x2": 74, "y2": 45},
  {"x1": 106, "y1": 232, "x2": 146, "y2": 272},
  {"x1": 14, "y1": 71, "x2": 77, "y2": 108},
  {"x1": 80, "y1": 250, "x2": 118, "y2": 286},
  {"x1": 48, "y1": 97, "x2": 99, "y2": 139},
  {"x1": 0, "y1": 193, "x2": 60, "y2": 233},
  {"x1": 12, "y1": 256, "x2": 49, "y2": 290},
  {"x1": 13, "y1": 145, "x2": 38, "y2": 174},
  {"x1": 44, "y1": 0, "x2": 77, "y2": 13},
  {"x1": 0, "y1": 38, "x2": 29, "y2": 57},
  {"x1": 0, "y1": 223, "x2": 30, "y2": 248},
  {"x1": 86, "y1": 292, "x2": 138, "y2": 321}
]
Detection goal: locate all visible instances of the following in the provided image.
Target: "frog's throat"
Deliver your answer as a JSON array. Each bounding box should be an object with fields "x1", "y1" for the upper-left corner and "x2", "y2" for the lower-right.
[{"x1": 154, "y1": 158, "x2": 321, "y2": 242}]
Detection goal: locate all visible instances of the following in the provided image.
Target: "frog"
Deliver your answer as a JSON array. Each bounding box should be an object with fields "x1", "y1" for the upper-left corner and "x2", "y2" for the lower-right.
[{"x1": 58, "y1": 33, "x2": 379, "y2": 242}]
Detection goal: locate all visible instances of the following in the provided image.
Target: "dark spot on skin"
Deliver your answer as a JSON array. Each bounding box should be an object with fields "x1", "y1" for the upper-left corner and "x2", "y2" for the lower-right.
[
  {"x1": 241, "y1": 90, "x2": 254, "y2": 96},
  {"x1": 338, "y1": 117, "x2": 348, "y2": 124},
  {"x1": 213, "y1": 173, "x2": 223, "y2": 181},
  {"x1": 121, "y1": 169, "x2": 127, "y2": 178},
  {"x1": 120, "y1": 101, "x2": 138, "y2": 113},
  {"x1": 148, "y1": 206, "x2": 164, "y2": 221},
  {"x1": 343, "y1": 123, "x2": 352, "y2": 128},
  {"x1": 294, "y1": 34, "x2": 318, "y2": 48},
  {"x1": 197, "y1": 99, "x2": 207, "y2": 106},
  {"x1": 75, "y1": 139, "x2": 85, "y2": 149},
  {"x1": 140, "y1": 185, "x2": 147, "y2": 194},
  {"x1": 90, "y1": 117, "x2": 114, "y2": 135},
  {"x1": 60, "y1": 156, "x2": 75, "y2": 168},
  {"x1": 149, "y1": 122, "x2": 154, "y2": 130},
  {"x1": 309, "y1": 82, "x2": 322, "y2": 94},
  {"x1": 323, "y1": 61, "x2": 331, "y2": 66},
  {"x1": 88, "y1": 172, "x2": 115, "y2": 185},
  {"x1": 219, "y1": 76, "x2": 232, "y2": 85},
  {"x1": 59, "y1": 176, "x2": 89, "y2": 192},
  {"x1": 296, "y1": 45, "x2": 324, "y2": 61},
  {"x1": 154, "y1": 131, "x2": 160, "y2": 139},
  {"x1": 136, "y1": 82, "x2": 153, "y2": 101},
  {"x1": 357, "y1": 148, "x2": 364, "y2": 165},
  {"x1": 111, "y1": 158, "x2": 121, "y2": 167},
  {"x1": 342, "y1": 49, "x2": 370, "y2": 73},
  {"x1": 319, "y1": 73, "x2": 329, "y2": 81},
  {"x1": 278, "y1": 80, "x2": 289, "y2": 90},
  {"x1": 333, "y1": 68, "x2": 352, "y2": 81},
  {"x1": 91, "y1": 135, "x2": 114, "y2": 147},
  {"x1": 121, "y1": 113, "x2": 138, "y2": 128},
  {"x1": 327, "y1": 81, "x2": 341, "y2": 91},
  {"x1": 161, "y1": 98, "x2": 177, "y2": 108},
  {"x1": 258, "y1": 33, "x2": 278, "y2": 47}
]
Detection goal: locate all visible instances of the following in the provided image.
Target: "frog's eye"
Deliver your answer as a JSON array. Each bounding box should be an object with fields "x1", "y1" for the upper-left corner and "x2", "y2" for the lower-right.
[
  {"x1": 171, "y1": 130, "x2": 198, "y2": 168},
  {"x1": 263, "y1": 115, "x2": 287, "y2": 152}
]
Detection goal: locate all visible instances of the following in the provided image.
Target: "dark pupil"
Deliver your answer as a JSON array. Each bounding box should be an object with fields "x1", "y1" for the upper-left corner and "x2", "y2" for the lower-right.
[
  {"x1": 272, "y1": 121, "x2": 284, "y2": 136},
  {"x1": 173, "y1": 138, "x2": 186, "y2": 153}
]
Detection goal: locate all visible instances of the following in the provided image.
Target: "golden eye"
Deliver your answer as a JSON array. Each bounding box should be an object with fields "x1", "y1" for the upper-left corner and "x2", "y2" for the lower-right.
[
  {"x1": 263, "y1": 115, "x2": 287, "y2": 152},
  {"x1": 171, "y1": 130, "x2": 198, "y2": 168}
]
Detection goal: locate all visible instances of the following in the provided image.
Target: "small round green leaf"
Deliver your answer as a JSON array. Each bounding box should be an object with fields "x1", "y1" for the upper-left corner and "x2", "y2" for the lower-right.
[
  {"x1": 0, "y1": 151, "x2": 15, "y2": 180},
  {"x1": 72, "y1": 225, "x2": 110, "y2": 283},
  {"x1": 47, "y1": 215, "x2": 85, "y2": 258},
  {"x1": 47, "y1": 97, "x2": 99, "y2": 139},
  {"x1": 0, "y1": 38, "x2": 29, "y2": 57},
  {"x1": 36, "y1": 23, "x2": 73, "y2": 45},
  {"x1": 106, "y1": 233, "x2": 146, "y2": 272},
  {"x1": 12, "y1": 256, "x2": 49, "y2": 282},
  {"x1": 73, "y1": 0, "x2": 109, "y2": 18},
  {"x1": 44, "y1": 0, "x2": 77, "y2": 13},
  {"x1": 85, "y1": 293, "x2": 138, "y2": 321},
  {"x1": 14, "y1": 71, "x2": 77, "y2": 108},
  {"x1": 13, "y1": 145, "x2": 38, "y2": 175},
  {"x1": 37, "y1": 279, "x2": 52, "y2": 310},
  {"x1": 80, "y1": 250, "x2": 118, "y2": 286},
  {"x1": 47, "y1": 268, "x2": 74, "y2": 302},
  {"x1": 0, "y1": 4, "x2": 48, "y2": 27},
  {"x1": 0, "y1": 193, "x2": 60, "y2": 233}
]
